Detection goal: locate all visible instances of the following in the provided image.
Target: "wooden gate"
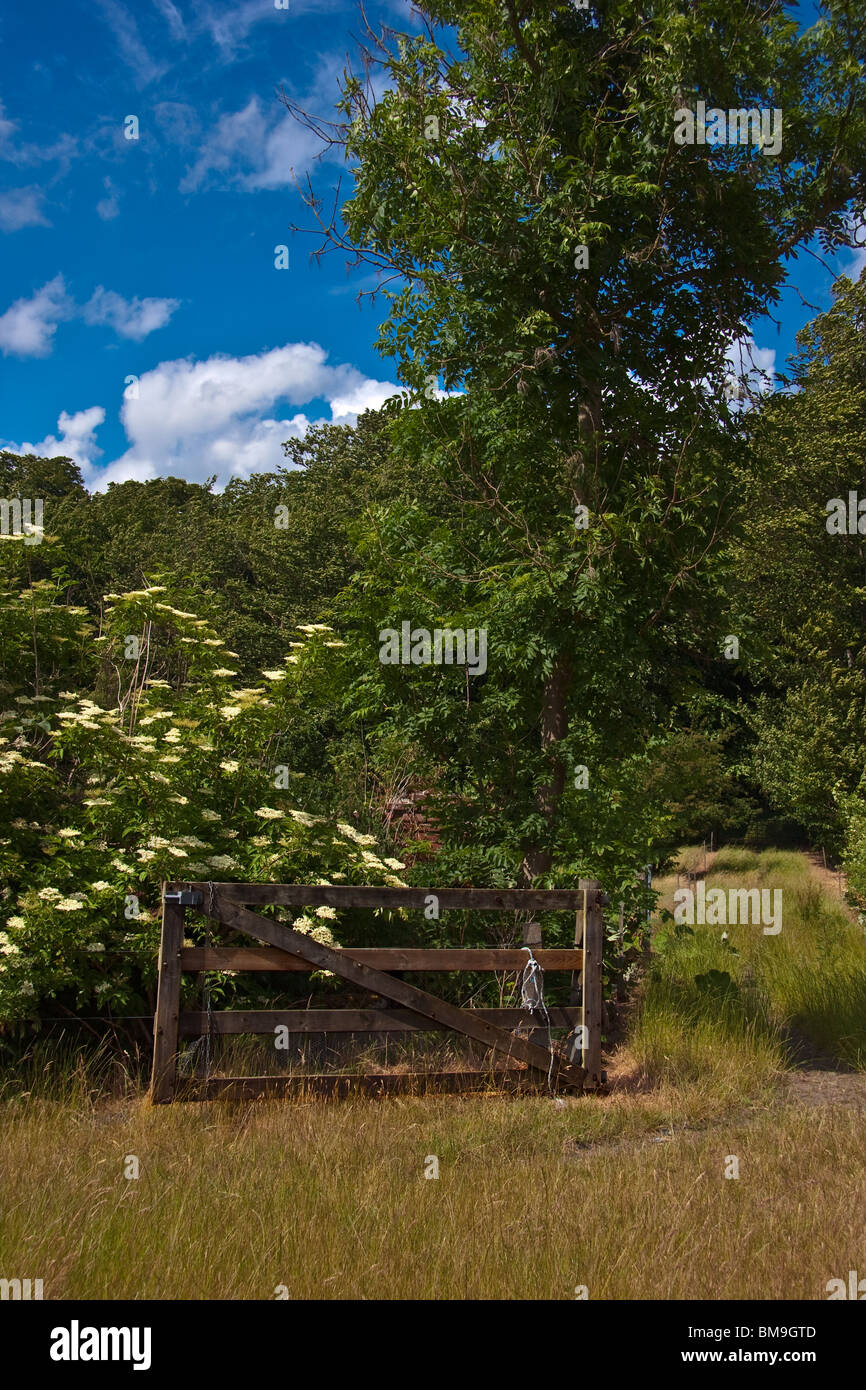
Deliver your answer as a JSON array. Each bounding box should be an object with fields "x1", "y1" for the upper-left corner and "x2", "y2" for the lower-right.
[{"x1": 149, "y1": 881, "x2": 606, "y2": 1102}]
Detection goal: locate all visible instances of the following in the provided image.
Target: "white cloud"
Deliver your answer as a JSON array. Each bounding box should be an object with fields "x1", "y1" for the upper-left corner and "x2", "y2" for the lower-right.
[
  {"x1": 179, "y1": 47, "x2": 350, "y2": 193},
  {"x1": 0, "y1": 101, "x2": 17, "y2": 151},
  {"x1": 196, "y1": 0, "x2": 281, "y2": 58},
  {"x1": 83, "y1": 287, "x2": 180, "y2": 340},
  {"x1": 0, "y1": 278, "x2": 178, "y2": 356},
  {"x1": 842, "y1": 244, "x2": 866, "y2": 281},
  {"x1": 179, "y1": 95, "x2": 324, "y2": 193},
  {"x1": 153, "y1": 101, "x2": 201, "y2": 148},
  {"x1": 96, "y1": 177, "x2": 120, "y2": 221},
  {"x1": 95, "y1": 0, "x2": 167, "y2": 86},
  {"x1": 0, "y1": 100, "x2": 78, "y2": 168},
  {"x1": 152, "y1": 0, "x2": 187, "y2": 42},
  {"x1": 0, "y1": 186, "x2": 50, "y2": 232},
  {"x1": 191, "y1": 0, "x2": 355, "y2": 61},
  {"x1": 85, "y1": 456, "x2": 160, "y2": 488},
  {"x1": 2, "y1": 407, "x2": 106, "y2": 475},
  {"x1": 724, "y1": 336, "x2": 776, "y2": 398},
  {"x1": 329, "y1": 379, "x2": 403, "y2": 422},
  {"x1": 248, "y1": 110, "x2": 327, "y2": 191},
  {"x1": 0, "y1": 276, "x2": 72, "y2": 357},
  {"x1": 85, "y1": 342, "x2": 398, "y2": 488},
  {"x1": 179, "y1": 97, "x2": 263, "y2": 192}
]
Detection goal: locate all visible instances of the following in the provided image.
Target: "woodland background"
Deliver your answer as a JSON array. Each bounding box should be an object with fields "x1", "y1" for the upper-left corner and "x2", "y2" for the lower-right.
[{"x1": 2, "y1": 0, "x2": 866, "y2": 1036}]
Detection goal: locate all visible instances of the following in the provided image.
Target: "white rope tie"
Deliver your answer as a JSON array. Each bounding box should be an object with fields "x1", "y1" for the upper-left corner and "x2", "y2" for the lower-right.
[{"x1": 519, "y1": 946, "x2": 555, "y2": 1094}]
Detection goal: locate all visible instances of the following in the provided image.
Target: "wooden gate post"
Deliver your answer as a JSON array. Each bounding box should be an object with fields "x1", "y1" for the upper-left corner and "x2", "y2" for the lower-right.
[
  {"x1": 150, "y1": 888, "x2": 185, "y2": 1103},
  {"x1": 579, "y1": 879, "x2": 604, "y2": 1085}
]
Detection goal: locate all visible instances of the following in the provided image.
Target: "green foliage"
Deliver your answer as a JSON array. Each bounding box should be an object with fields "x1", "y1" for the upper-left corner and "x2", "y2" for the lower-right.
[
  {"x1": 731, "y1": 274, "x2": 866, "y2": 854},
  {"x1": 2, "y1": 412, "x2": 407, "y2": 679},
  {"x1": 0, "y1": 558, "x2": 409, "y2": 1024}
]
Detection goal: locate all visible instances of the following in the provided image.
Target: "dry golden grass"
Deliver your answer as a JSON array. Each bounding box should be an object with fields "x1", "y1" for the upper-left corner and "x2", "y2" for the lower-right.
[{"x1": 1, "y1": 1085, "x2": 863, "y2": 1299}]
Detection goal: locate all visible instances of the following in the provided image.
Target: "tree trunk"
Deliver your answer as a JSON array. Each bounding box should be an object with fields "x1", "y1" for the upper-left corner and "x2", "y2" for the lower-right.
[{"x1": 520, "y1": 652, "x2": 572, "y2": 943}]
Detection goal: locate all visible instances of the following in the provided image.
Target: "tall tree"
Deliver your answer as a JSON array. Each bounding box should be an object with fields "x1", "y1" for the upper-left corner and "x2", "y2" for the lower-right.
[{"x1": 287, "y1": 0, "x2": 866, "y2": 902}]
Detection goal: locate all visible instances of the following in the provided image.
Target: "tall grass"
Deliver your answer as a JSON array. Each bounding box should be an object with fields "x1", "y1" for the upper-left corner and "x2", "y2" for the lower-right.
[
  {"x1": 0, "y1": 1034, "x2": 146, "y2": 1106},
  {"x1": 638, "y1": 847, "x2": 866, "y2": 1074},
  {"x1": 1, "y1": 1089, "x2": 864, "y2": 1299}
]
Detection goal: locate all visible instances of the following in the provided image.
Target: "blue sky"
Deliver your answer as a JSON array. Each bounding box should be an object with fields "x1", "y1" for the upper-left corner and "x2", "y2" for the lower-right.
[{"x1": 0, "y1": 0, "x2": 862, "y2": 491}]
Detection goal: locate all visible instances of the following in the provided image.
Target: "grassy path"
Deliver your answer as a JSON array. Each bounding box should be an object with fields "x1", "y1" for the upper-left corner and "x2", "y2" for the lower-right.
[{"x1": 636, "y1": 846, "x2": 866, "y2": 1078}]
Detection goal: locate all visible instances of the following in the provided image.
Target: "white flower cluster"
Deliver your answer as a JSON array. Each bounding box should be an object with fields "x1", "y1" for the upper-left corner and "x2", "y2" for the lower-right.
[
  {"x1": 293, "y1": 914, "x2": 336, "y2": 947},
  {"x1": 208, "y1": 854, "x2": 240, "y2": 871},
  {"x1": 336, "y1": 822, "x2": 378, "y2": 846}
]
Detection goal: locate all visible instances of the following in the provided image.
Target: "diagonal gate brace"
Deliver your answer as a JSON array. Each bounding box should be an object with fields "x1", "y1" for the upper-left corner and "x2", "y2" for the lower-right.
[{"x1": 213, "y1": 897, "x2": 586, "y2": 1090}]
